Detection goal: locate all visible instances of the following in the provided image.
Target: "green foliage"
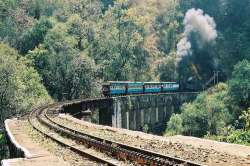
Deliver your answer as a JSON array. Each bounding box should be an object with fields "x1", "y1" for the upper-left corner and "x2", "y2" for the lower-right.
[
  {"x1": 206, "y1": 108, "x2": 250, "y2": 146},
  {"x1": 142, "y1": 124, "x2": 149, "y2": 133},
  {"x1": 239, "y1": 108, "x2": 250, "y2": 131},
  {"x1": 226, "y1": 129, "x2": 250, "y2": 146},
  {"x1": 165, "y1": 114, "x2": 183, "y2": 136},
  {"x1": 229, "y1": 60, "x2": 250, "y2": 109},
  {"x1": 155, "y1": 0, "x2": 182, "y2": 54},
  {"x1": 14, "y1": 58, "x2": 52, "y2": 113},
  {"x1": 67, "y1": 14, "x2": 92, "y2": 50},
  {"x1": 0, "y1": 43, "x2": 52, "y2": 126},
  {"x1": 165, "y1": 83, "x2": 233, "y2": 137},
  {"x1": 0, "y1": 133, "x2": 6, "y2": 158},
  {"x1": 55, "y1": 0, "x2": 102, "y2": 22},
  {"x1": 28, "y1": 22, "x2": 97, "y2": 100},
  {"x1": 1, "y1": 0, "x2": 250, "y2": 87},
  {"x1": 180, "y1": 0, "x2": 250, "y2": 77},
  {"x1": 93, "y1": 1, "x2": 150, "y2": 81},
  {"x1": 225, "y1": 109, "x2": 250, "y2": 146},
  {"x1": 101, "y1": 0, "x2": 114, "y2": 11},
  {"x1": 180, "y1": 102, "x2": 208, "y2": 137},
  {"x1": 157, "y1": 54, "x2": 178, "y2": 81},
  {"x1": 1, "y1": 1, "x2": 250, "y2": 147},
  {"x1": 0, "y1": 133, "x2": 4, "y2": 145},
  {"x1": 17, "y1": 18, "x2": 53, "y2": 54}
]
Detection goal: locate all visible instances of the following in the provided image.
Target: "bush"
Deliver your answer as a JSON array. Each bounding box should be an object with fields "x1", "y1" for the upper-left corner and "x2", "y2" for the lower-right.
[
  {"x1": 229, "y1": 60, "x2": 250, "y2": 109},
  {"x1": 226, "y1": 129, "x2": 250, "y2": 146},
  {"x1": 17, "y1": 18, "x2": 53, "y2": 54},
  {"x1": 165, "y1": 114, "x2": 183, "y2": 136},
  {"x1": 28, "y1": 23, "x2": 98, "y2": 100},
  {"x1": 165, "y1": 83, "x2": 233, "y2": 137},
  {"x1": 0, "y1": 43, "x2": 52, "y2": 125},
  {"x1": 181, "y1": 102, "x2": 209, "y2": 137},
  {"x1": 142, "y1": 124, "x2": 150, "y2": 133},
  {"x1": 239, "y1": 108, "x2": 250, "y2": 131},
  {"x1": 0, "y1": 133, "x2": 7, "y2": 159},
  {"x1": 0, "y1": 134, "x2": 4, "y2": 145}
]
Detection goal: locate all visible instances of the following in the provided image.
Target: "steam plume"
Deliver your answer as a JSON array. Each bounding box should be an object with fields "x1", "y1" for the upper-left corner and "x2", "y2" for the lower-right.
[
  {"x1": 176, "y1": 37, "x2": 191, "y2": 63},
  {"x1": 176, "y1": 8, "x2": 217, "y2": 64}
]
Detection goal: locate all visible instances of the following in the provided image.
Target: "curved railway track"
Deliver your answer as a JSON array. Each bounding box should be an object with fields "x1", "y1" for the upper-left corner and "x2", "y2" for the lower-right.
[
  {"x1": 28, "y1": 103, "x2": 119, "y2": 166},
  {"x1": 28, "y1": 98, "x2": 203, "y2": 166}
]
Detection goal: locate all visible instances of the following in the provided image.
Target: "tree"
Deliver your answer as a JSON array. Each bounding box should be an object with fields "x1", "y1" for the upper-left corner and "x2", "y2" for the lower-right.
[
  {"x1": 28, "y1": 22, "x2": 97, "y2": 100},
  {"x1": 63, "y1": 0, "x2": 102, "y2": 21},
  {"x1": 17, "y1": 17, "x2": 53, "y2": 54},
  {"x1": 67, "y1": 14, "x2": 92, "y2": 50},
  {"x1": 0, "y1": 43, "x2": 17, "y2": 126},
  {"x1": 155, "y1": 0, "x2": 182, "y2": 54},
  {"x1": 165, "y1": 114, "x2": 183, "y2": 136},
  {"x1": 229, "y1": 60, "x2": 250, "y2": 109},
  {"x1": 157, "y1": 54, "x2": 178, "y2": 81},
  {"x1": 181, "y1": 102, "x2": 209, "y2": 137},
  {"x1": 180, "y1": 0, "x2": 250, "y2": 77},
  {"x1": 64, "y1": 53, "x2": 98, "y2": 99},
  {"x1": 101, "y1": 0, "x2": 114, "y2": 11},
  {"x1": 93, "y1": 0, "x2": 150, "y2": 81},
  {"x1": 0, "y1": 43, "x2": 51, "y2": 128},
  {"x1": 240, "y1": 108, "x2": 250, "y2": 131},
  {"x1": 165, "y1": 83, "x2": 233, "y2": 137},
  {"x1": 226, "y1": 107, "x2": 250, "y2": 146}
]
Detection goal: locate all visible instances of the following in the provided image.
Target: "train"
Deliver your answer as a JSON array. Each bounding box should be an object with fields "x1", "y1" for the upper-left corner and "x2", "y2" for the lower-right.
[{"x1": 102, "y1": 81, "x2": 180, "y2": 96}]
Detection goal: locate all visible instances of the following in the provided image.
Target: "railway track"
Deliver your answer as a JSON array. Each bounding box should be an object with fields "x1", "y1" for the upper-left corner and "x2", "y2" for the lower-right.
[
  {"x1": 28, "y1": 104, "x2": 121, "y2": 166},
  {"x1": 28, "y1": 99, "x2": 204, "y2": 166}
]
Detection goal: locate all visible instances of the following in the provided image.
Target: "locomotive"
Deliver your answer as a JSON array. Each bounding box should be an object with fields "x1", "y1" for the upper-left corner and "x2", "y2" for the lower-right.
[{"x1": 102, "y1": 81, "x2": 180, "y2": 97}]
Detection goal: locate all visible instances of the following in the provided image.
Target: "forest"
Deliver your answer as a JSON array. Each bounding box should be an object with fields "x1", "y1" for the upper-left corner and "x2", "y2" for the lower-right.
[{"x1": 0, "y1": 0, "x2": 250, "y2": 150}]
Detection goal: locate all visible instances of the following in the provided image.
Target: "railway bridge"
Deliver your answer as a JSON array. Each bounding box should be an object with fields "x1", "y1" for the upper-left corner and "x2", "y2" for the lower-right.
[
  {"x1": 3, "y1": 92, "x2": 250, "y2": 166},
  {"x1": 62, "y1": 92, "x2": 198, "y2": 133}
]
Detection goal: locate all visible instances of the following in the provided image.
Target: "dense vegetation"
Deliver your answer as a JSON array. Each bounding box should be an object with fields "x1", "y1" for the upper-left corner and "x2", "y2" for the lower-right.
[
  {"x1": 0, "y1": 133, "x2": 7, "y2": 158},
  {"x1": 0, "y1": 0, "x2": 249, "y2": 146},
  {"x1": 0, "y1": 44, "x2": 51, "y2": 128},
  {"x1": 166, "y1": 60, "x2": 250, "y2": 145}
]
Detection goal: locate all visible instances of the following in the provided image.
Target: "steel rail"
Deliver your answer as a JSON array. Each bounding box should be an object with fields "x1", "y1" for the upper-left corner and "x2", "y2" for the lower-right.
[
  {"x1": 27, "y1": 92, "x2": 202, "y2": 166},
  {"x1": 42, "y1": 105, "x2": 203, "y2": 166},
  {"x1": 28, "y1": 105, "x2": 119, "y2": 166}
]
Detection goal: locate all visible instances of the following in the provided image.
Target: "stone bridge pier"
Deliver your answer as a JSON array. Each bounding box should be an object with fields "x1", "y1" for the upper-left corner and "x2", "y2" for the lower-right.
[{"x1": 111, "y1": 93, "x2": 198, "y2": 132}]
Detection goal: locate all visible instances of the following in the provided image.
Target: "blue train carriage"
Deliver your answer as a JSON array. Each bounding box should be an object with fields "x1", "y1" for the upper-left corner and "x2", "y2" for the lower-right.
[
  {"x1": 161, "y1": 82, "x2": 180, "y2": 92},
  {"x1": 102, "y1": 81, "x2": 126, "y2": 96},
  {"x1": 144, "y1": 82, "x2": 162, "y2": 93},
  {"x1": 102, "y1": 81, "x2": 144, "y2": 96},
  {"x1": 127, "y1": 82, "x2": 144, "y2": 94},
  {"x1": 102, "y1": 81, "x2": 180, "y2": 96},
  {"x1": 109, "y1": 81, "x2": 127, "y2": 96}
]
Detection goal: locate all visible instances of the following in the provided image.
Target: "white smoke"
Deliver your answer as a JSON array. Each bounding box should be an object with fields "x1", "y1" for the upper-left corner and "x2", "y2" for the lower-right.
[
  {"x1": 176, "y1": 37, "x2": 191, "y2": 63},
  {"x1": 176, "y1": 8, "x2": 217, "y2": 64}
]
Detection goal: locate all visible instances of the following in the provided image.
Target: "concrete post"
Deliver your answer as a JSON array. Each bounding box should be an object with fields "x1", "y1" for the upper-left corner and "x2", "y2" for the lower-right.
[{"x1": 126, "y1": 111, "x2": 129, "y2": 129}]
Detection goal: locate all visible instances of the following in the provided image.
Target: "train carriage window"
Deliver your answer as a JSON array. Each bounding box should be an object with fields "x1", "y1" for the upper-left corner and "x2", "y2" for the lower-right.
[
  {"x1": 111, "y1": 85, "x2": 126, "y2": 90},
  {"x1": 173, "y1": 84, "x2": 179, "y2": 88},
  {"x1": 129, "y1": 85, "x2": 143, "y2": 89}
]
